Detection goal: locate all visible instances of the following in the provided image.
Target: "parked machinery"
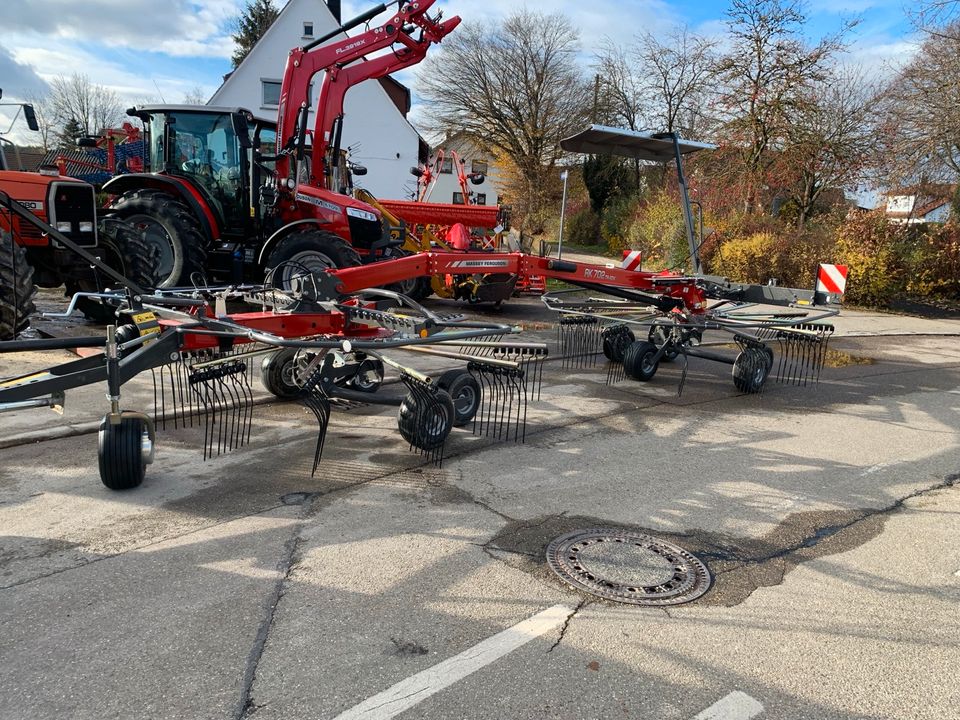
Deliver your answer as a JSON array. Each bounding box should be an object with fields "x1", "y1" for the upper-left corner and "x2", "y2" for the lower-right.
[
  {"x1": 102, "y1": 1, "x2": 460, "y2": 289},
  {"x1": 0, "y1": 91, "x2": 155, "y2": 338}
]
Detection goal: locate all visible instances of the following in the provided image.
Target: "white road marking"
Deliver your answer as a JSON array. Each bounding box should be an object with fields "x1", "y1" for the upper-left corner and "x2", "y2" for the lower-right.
[
  {"x1": 333, "y1": 604, "x2": 574, "y2": 720},
  {"x1": 693, "y1": 690, "x2": 765, "y2": 720}
]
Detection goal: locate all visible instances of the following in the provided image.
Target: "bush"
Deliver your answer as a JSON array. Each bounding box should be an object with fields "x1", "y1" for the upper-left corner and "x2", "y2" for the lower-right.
[
  {"x1": 600, "y1": 196, "x2": 637, "y2": 253},
  {"x1": 906, "y1": 222, "x2": 960, "y2": 298},
  {"x1": 834, "y1": 210, "x2": 906, "y2": 306},
  {"x1": 621, "y1": 190, "x2": 685, "y2": 269},
  {"x1": 564, "y1": 208, "x2": 601, "y2": 246}
]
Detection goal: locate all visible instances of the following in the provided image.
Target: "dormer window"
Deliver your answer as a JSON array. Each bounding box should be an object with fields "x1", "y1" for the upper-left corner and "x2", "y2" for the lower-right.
[{"x1": 303, "y1": 22, "x2": 314, "y2": 37}]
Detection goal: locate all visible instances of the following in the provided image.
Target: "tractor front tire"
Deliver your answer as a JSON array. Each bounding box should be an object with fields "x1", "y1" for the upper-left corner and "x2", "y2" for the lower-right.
[
  {"x1": 109, "y1": 189, "x2": 207, "y2": 287},
  {"x1": 436, "y1": 369, "x2": 482, "y2": 426},
  {"x1": 266, "y1": 228, "x2": 361, "y2": 294},
  {"x1": 98, "y1": 415, "x2": 148, "y2": 490},
  {"x1": 0, "y1": 230, "x2": 37, "y2": 340},
  {"x1": 68, "y1": 217, "x2": 160, "y2": 322}
]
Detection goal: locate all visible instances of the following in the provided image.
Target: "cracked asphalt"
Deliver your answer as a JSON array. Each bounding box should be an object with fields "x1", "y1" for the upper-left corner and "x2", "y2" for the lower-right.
[{"x1": 1, "y1": 300, "x2": 960, "y2": 719}]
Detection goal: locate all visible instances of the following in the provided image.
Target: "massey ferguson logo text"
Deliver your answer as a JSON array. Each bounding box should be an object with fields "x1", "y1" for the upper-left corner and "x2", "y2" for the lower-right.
[
  {"x1": 16, "y1": 200, "x2": 43, "y2": 211},
  {"x1": 296, "y1": 192, "x2": 341, "y2": 214},
  {"x1": 583, "y1": 268, "x2": 615, "y2": 282},
  {"x1": 337, "y1": 39, "x2": 366, "y2": 55},
  {"x1": 450, "y1": 260, "x2": 510, "y2": 269}
]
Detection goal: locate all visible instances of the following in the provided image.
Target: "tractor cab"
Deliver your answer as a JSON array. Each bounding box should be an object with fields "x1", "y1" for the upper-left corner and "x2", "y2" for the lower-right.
[{"x1": 128, "y1": 105, "x2": 254, "y2": 239}]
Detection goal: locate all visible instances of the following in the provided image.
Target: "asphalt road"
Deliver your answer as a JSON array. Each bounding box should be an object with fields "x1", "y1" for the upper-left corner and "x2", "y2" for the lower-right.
[{"x1": 1, "y1": 297, "x2": 959, "y2": 720}]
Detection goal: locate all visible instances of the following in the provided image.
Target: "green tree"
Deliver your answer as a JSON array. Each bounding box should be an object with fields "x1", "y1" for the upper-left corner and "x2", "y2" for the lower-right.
[
  {"x1": 56, "y1": 117, "x2": 84, "y2": 148},
  {"x1": 231, "y1": 0, "x2": 280, "y2": 68}
]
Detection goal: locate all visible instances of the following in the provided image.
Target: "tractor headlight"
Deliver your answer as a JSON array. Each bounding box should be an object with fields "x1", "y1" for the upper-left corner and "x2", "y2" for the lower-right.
[
  {"x1": 56, "y1": 221, "x2": 72, "y2": 232},
  {"x1": 79, "y1": 221, "x2": 94, "y2": 232}
]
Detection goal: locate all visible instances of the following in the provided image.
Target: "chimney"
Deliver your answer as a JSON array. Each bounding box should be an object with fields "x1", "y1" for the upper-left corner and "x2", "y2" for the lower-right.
[{"x1": 328, "y1": 0, "x2": 341, "y2": 23}]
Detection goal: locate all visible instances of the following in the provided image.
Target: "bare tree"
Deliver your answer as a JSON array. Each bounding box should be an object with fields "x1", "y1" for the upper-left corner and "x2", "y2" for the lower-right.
[
  {"x1": 417, "y1": 11, "x2": 590, "y2": 231},
  {"x1": 48, "y1": 73, "x2": 125, "y2": 144},
  {"x1": 635, "y1": 28, "x2": 717, "y2": 138},
  {"x1": 715, "y1": 0, "x2": 852, "y2": 212},
  {"x1": 593, "y1": 41, "x2": 645, "y2": 130},
  {"x1": 777, "y1": 67, "x2": 881, "y2": 225},
  {"x1": 23, "y1": 92, "x2": 57, "y2": 151},
  {"x1": 879, "y1": 21, "x2": 960, "y2": 183},
  {"x1": 182, "y1": 86, "x2": 208, "y2": 105}
]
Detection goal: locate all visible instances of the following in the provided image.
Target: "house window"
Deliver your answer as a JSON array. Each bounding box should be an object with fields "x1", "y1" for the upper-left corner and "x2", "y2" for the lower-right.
[
  {"x1": 262, "y1": 80, "x2": 282, "y2": 107},
  {"x1": 440, "y1": 157, "x2": 453, "y2": 174},
  {"x1": 303, "y1": 21, "x2": 314, "y2": 37},
  {"x1": 475, "y1": 193, "x2": 487, "y2": 205},
  {"x1": 471, "y1": 160, "x2": 488, "y2": 175},
  {"x1": 452, "y1": 192, "x2": 464, "y2": 204}
]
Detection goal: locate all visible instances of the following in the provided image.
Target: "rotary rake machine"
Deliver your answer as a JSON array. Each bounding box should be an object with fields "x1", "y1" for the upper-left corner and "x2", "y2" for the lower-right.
[{"x1": 0, "y1": 211, "x2": 548, "y2": 491}]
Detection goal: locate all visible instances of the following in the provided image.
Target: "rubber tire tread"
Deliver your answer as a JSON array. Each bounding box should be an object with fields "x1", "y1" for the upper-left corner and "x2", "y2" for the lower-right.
[
  {"x1": 0, "y1": 230, "x2": 37, "y2": 340},
  {"x1": 69, "y1": 217, "x2": 162, "y2": 322},
  {"x1": 108, "y1": 189, "x2": 208, "y2": 287},
  {"x1": 260, "y1": 348, "x2": 302, "y2": 399},
  {"x1": 98, "y1": 415, "x2": 146, "y2": 490},
  {"x1": 397, "y1": 388, "x2": 454, "y2": 450},
  {"x1": 436, "y1": 369, "x2": 482, "y2": 426},
  {"x1": 623, "y1": 340, "x2": 659, "y2": 382},
  {"x1": 266, "y1": 228, "x2": 361, "y2": 291}
]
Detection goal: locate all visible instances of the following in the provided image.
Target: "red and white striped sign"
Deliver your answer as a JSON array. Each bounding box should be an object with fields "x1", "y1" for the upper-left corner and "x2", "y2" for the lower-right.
[
  {"x1": 816, "y1": 264, "x2": 848, "y2": 295},
  {"x1": 621, "y1": 250, "x2": 643, "y2": 271}
]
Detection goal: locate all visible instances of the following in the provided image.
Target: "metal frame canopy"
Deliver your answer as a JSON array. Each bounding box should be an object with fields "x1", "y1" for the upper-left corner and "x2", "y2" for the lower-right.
[
  {"x1": 560, "y1": 124, "x2": 715, "y2": 273},
  {"x1": 560, "y1": 125, "x2": 715, "y2": 162}
]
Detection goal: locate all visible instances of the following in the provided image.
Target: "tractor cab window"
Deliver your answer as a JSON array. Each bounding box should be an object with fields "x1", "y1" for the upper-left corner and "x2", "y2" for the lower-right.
[{"x1": 165, "y1": 111, "x2": 245, "y2": 229}]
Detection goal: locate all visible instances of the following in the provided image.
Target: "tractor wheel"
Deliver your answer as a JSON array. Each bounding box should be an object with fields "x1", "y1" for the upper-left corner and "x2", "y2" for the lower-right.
[
  {"x1": 98, "y1": 415, "x2": 149, "y2": 490},
  {"x1": 67, "y1": 217, "x2": 160, "y2": 323},
  {"x1": 397, "y1": 388, "x2": 455, "y2": 451},
  {"x1": 410, "y1": 276, "x2": 434, "y2": 302},
  {"x1": 623, "y1": 340, "x2": 660, "y2": 382},
  {"x1": 266, "y1": 228, "x2": 361, "y2": 293},
  {"x1": 732, "y1": 347, "x2": 773, "y2": 394},
  {"x1": 382, "y1": 248, "x2": 420, "y2": 298},
  {"x1": 260, "y1": 348, "x2": 303, "y2": 399},
  {"x1": 436, "y1": 369, "x2": 482, "y2": 426},
  {"x1": 109, "y1": 189, "x2": 208, "y2": 288},
  {"x1": 0, "y1": 230, "x2": 37, "y2": 340}
]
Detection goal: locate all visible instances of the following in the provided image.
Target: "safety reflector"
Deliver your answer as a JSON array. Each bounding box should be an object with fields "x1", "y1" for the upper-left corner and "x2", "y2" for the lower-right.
[
  {"x1": 816, "y1": 264, "x2": 848, "y2": 295},
  {"x1": 621, "y1": 250, "x2": 643, "y2": 271}
]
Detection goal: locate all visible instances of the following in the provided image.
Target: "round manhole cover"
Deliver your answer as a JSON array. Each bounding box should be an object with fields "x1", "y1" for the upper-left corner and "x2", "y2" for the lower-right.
[{"x1": 546, "y1": 528, "x2": 711, "y2": 606}]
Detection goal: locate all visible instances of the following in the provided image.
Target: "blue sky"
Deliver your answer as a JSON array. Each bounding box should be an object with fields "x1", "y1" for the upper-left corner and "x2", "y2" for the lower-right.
[{"x1": 0, "y1": 0, "x2": 920, "y2": 142}]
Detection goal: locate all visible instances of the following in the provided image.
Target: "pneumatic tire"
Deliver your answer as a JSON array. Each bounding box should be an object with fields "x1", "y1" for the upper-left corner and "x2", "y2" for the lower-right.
[
  {"x1": 0, "y1": 230, "x2": 37, "y2": 340},
  {"x1": 108, "y1": 189, "x2": 208, "y2": 287},
  {"x1": 397, "y1": 389, "x2": 455, "y2": 451},
  {"x1": 260, "y1": 348, "x2": 303, "y2": 399},
  {"x1": 623, "y1": 340, "x2": 660, "y2": 382},
  {"x1": 266, "y1": 228, "x2": 361, "y2": 293},
  {"x1": 436, "y1": 369, "x2": 481, "y2": 426},
  {"x1": 98, "y1": 415, "x2": 147, "y2": 490}
]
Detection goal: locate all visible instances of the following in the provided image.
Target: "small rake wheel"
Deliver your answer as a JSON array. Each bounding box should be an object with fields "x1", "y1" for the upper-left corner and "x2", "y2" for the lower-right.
[
  {"x1": 732, "y1": 347, "x2": 773, "y2": 394},
  {"x1": 436, "y1": 369, "x2": 481, "y2": 426},
  {"x1": 398, "y1": 389, "x2": 455, "y2": 450},
  {"x1": 602, "y1": 327, "x2": 635, "y2": 362},
  {"x1": 98, "y1": 415, "x2": 148, "y2": 490},
  {"x1": 260, "y1": 348, "x2": 303, "y2": 399},
  {"x1": 349, "y1": 357, "x2": 385, "y2": 393},
  {"x1": 648, "y1": 326, "x2": 679, "y2": 362},
  {"x1": 624, "y1": 340, "x2": 660, "y2": 382}
]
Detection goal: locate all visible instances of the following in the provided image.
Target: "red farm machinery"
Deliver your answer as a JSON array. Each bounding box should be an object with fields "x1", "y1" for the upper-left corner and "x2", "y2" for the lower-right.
[
  {"x1": 0, "y1": 90, "x2": 156, "y2": 339},
  {"x1": 99, "y1": 1, "x2": 460, "y2": 290}
]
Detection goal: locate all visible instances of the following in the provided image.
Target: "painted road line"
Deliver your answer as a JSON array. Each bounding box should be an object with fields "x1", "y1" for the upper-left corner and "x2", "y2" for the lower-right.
[
  {"x1": 693, "y1": 691, "x2": 765, "y2": 720},
  {"x1": 333, "y1": 604, "x2": 574, "y2": 720}
]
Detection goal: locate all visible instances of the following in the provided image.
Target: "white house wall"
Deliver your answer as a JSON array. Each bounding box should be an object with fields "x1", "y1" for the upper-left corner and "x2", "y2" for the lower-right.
[{"x1": 209, "y1": 0, "x2": 421, "y2": 200}]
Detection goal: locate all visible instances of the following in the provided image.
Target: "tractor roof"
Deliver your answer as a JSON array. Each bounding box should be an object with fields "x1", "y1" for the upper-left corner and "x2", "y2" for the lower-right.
[
  {"x1": 560, "y1": 125, "x2": 715, "y2": 162},
  {"x1": 127, "y1": 105, "x2": 253, "y2": 118}
]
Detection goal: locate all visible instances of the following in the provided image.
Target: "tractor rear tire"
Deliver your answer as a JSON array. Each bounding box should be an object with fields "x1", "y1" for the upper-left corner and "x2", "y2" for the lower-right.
[
  {"x1": 623, "y1": 340, "x2": 660, "y2": 382},
  {"x1": 109, "y1": 189, "x2": 208, "y2": 288},
  {"x1": 67, "y1": 217, "x2": 160, "y2": 323},
  {"x1": 397, "y1": 388, "x2": 455, "y2": 451},
  {"x1": 0, "y1": 230, "x2": 37, "y2": 340},
  {"x1": 436, "y1": 369, "x2": 481, "y2": 426},
  {"x1": 266, "y1": 228, "x2": 361, "y2": 294},
  {"x1": 98, "y1": 415, "x2": 147, "y2": 490}
]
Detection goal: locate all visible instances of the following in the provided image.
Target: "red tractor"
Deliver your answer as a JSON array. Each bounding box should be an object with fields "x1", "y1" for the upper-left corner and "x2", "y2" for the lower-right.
[
  {"x1": 0, "y1": 91, "x2": 154, "y2": 339},
  {"x1": 103, "y1": 1, "x2": 459, "y2": 289}
]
